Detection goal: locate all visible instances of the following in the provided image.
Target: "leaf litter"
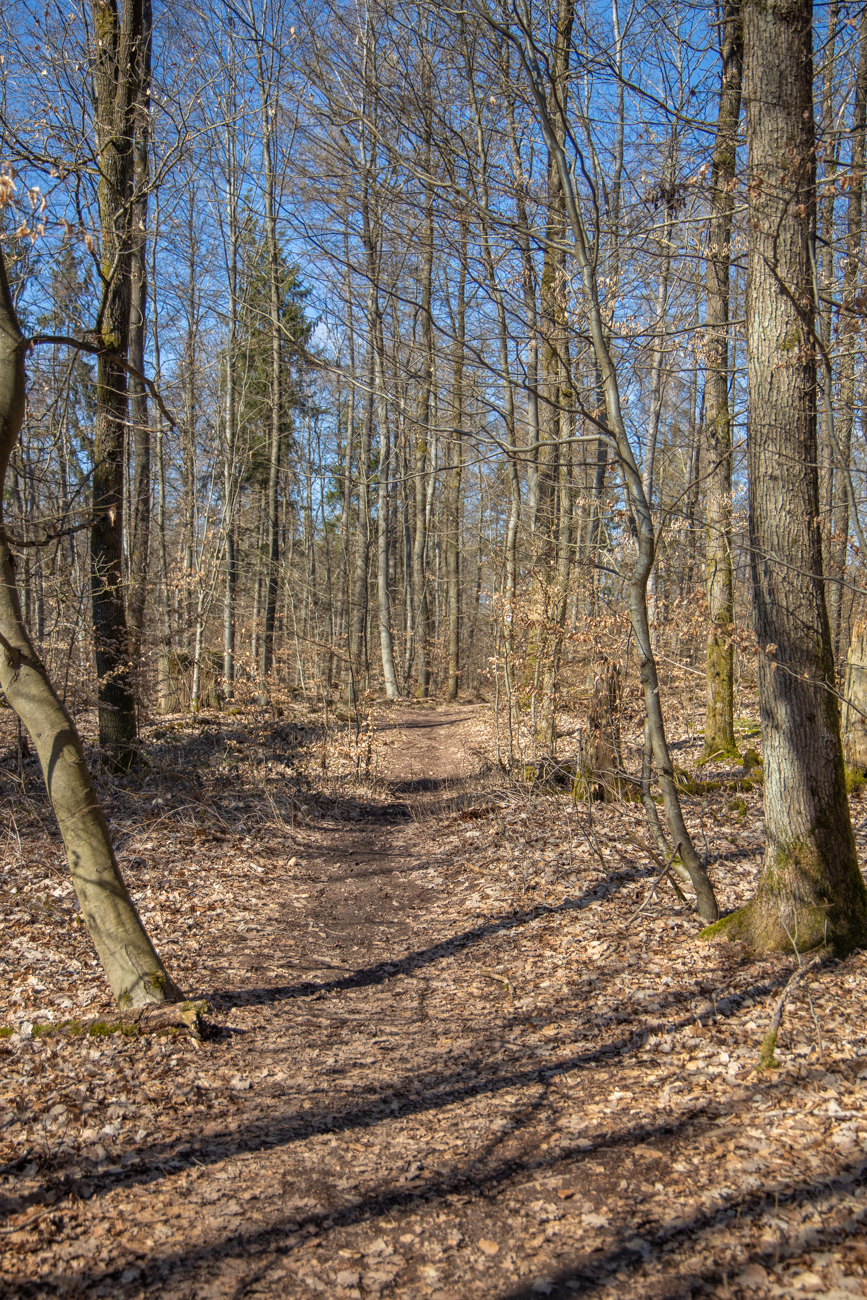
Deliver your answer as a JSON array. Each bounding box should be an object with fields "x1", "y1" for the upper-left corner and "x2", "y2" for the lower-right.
[{"x1": 0, "y1": 700, "x2": 866, "y2": 1299}]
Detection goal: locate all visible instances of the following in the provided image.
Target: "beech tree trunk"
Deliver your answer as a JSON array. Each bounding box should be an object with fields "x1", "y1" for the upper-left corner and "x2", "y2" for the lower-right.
[
  {"x1": 702, "y1": 0, "x2": 742, "y2": 763},
  {"x1": 828, "y1": 11, "x2": 867, "y2": 663},
  {"x1": 0, "y1": 249, "x2": 180, "y2": 1008},
  {"x1": 842, "y1": 623, "x2": 867, "y2": 773},
  {"x1": 721, "y1": 0, "x2": 867, "y2": 953}
]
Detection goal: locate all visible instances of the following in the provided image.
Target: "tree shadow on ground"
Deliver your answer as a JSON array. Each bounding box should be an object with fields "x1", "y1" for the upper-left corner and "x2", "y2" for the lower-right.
[
  {"x1": 9, "y1": 1063, "x2": 866, "y2": 1298},
  {"x1": 18, "y1": 937, "x2": 791, "y2": 1213},
  {"x1": 206, "y1": 860, "x2": 780, "y2": 1022}
]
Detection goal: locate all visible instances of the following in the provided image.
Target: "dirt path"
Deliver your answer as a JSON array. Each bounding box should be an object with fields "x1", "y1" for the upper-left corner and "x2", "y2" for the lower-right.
[{"x1": 3, "y1": 705, "x2": 867, "y2": 1299}]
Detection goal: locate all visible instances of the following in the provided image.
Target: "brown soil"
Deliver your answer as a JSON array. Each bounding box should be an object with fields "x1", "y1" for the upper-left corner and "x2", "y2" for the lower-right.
[{"x1": 2, "y1": 704, "x2": 867, "y2": 1300}]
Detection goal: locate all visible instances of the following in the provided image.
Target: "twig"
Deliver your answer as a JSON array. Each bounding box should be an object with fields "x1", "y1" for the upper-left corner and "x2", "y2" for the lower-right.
[
  {"x1": 626, "y1": 829, "x2": 687, "y2": 902},
  {"x1": 28, "y1": 334, "x2": 179, "y2": 433},
  {"x1": 627, "y1": 840, "x2": 683, "y2": 925},
  {"x1": 480, "y1": 970, "x2": 516, "y2": 1000},
  {"x1": 0, "y1": 1207, "x2": 55, "y2": 1236},
  {"x1": 757, "y1": 952, "x2": 823, "y2": 1070}
]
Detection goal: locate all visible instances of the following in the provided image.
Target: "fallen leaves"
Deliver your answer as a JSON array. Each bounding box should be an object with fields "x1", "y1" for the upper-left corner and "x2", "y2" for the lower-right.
[{"x1": 0, "y1": 703, "x2": 867, "y2": 1299}]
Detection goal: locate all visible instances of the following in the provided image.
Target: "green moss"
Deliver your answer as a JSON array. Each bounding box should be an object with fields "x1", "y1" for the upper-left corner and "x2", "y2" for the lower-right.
[
  {"x1": 142, "y1": 970, "x2": 167, "y2": 997},
  {"x1": 700, "y1": 905, "x2": 750, "y2": 942},
  {"x1": 699, "y1": 741, "x2": 742, "y2": 765},
  {"x1": 845, "y1": 766, "x2": 866, "y2": 796},
  {"x1": 758, "y1": 1028, "x2": 781, "y2": 1070},
  {"x1": 0, "y1": 1026, "x2": 12, "y2": 1038},
  {"x1": 88, "y1": 1020, "x2": 117, "y2": 1037},
  {"x1": 28, "y1": 1020, "x2": 83, "y2": 1038}
]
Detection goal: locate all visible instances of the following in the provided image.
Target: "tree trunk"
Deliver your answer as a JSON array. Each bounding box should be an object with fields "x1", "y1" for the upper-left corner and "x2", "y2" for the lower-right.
[
  {"x1": 584, "y1": 659, "x2": 623, "y2": 802},
  {"x1": 818, "y1": 0, "x2": 840, "y2": 522},
  {"x1": 828, "y1": 11, "x2": 867, "y2": 663},
  {"x1": 374, "y1": 327, "x2": 399, "y2": 700},
  {"x1": 257, "y1": 46, "x2": 283, "y2": 686},
  {"x1": 702, "y1": 0, "x2": 743, "y2": 763},
  {"x1": 0, "y1": 248, "x2": 180, "y2": 1007},
  {"x1": 126, "y1": 0, "x2": 152, "y2": 679},
  {"x1": 842, "y1": 623, "x2": 867, "y2": 773},
  {"x1": 413, "y1": 104, "x2": 434, "y2": 699},
  {"x1": 718, "y1": 0, "x2": 867, "y2": 953},
  {"x1": 90, "y1": 0, "x2": 143, "y2": 768},
  {"x1": 446, "y1": 220, "x2": 467, "y2": 701},
  {"x1": 222, "y1": 90, "x2": 241, "y2": 698}
]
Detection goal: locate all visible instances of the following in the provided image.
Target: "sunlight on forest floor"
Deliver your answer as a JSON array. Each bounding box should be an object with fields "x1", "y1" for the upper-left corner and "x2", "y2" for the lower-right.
[{"x1": 0, "y1": 699, "x2": 866, "y2": 1299}]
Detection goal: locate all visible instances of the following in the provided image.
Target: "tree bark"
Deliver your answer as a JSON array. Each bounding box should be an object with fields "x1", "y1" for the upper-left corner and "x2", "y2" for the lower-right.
[
  {"x1": 446, "y1": 219, "x2": 467, "y2": 701},
  {"x1": 842, "y1": 622, "x2": 867, "y2": 772},
  {"x1": 374, "y1": 326, "x2": 399, "y2": 700},
  {"x1": 90, "y1": 0, "x2": 143, "y2": 768},
  {"x1": 413, "y1": 86, "x2": 434, "y2": 699},
  {"x1": 702, "y1": 0, "x2": 743, "y2": 762},
  {"x1": 256, "y1": 40, "x2": 283, "y2": 686},
  {"x1": 719, "y1": 0, "x2": 867, "y2": 953},
  {"x1": 126, "y1": 0, "x2": 152, "y2": 678},
  {"x1": 828, "y1": 11, "x2": 867, "y2": 663}
]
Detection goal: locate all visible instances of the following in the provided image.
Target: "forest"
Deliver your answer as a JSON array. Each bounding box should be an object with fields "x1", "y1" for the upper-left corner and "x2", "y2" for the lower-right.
[{"x1": 2, "y1": 0, "x2": 867, "y2": 1296}]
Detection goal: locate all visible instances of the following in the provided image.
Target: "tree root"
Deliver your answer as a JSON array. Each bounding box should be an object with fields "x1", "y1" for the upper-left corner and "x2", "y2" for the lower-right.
[{"x1": 28, "y1": 999, "x2": 212, "y2": 1042}]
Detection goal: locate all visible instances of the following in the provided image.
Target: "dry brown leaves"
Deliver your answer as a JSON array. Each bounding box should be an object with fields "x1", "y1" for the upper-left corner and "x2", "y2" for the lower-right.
[{"x1": 0, "y1": 701, "x2": 865, "y2": 1300}]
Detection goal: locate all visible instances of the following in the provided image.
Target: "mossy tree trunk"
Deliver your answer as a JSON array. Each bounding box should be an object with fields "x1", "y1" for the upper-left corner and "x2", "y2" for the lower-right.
[
  {"x1": 0, "y1": 249, "x2": 181, "y2": 1008},
  {"x1": 717, "y1": 0, "x2": 867, "y2": 954},
  {"x1": 702, "y1": 0, "x2": 742, "y2": 764}
]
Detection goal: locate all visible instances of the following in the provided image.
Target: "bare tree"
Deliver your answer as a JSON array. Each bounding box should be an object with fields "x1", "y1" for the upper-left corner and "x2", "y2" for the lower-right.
[{"x1": 717, "y1": 0, "x2": 867, "y2": 952}]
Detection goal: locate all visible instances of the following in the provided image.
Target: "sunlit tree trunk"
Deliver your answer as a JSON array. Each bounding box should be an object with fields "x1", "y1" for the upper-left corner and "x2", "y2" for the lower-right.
[
  {"x1": 721, "y1": 0, "x2": 867, "y2": 952},
  {"x1": 0, "y1": 248, "x2": 180, "y2": 1007},
  {"x1": 828, "y1": 11, "x2": 867, "y2": 663}
]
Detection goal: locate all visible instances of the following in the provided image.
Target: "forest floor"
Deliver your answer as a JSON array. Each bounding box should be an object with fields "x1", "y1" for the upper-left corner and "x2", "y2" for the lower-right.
[{"x1": 1, "y1": 700, "x2": 867, "y2": 1300}]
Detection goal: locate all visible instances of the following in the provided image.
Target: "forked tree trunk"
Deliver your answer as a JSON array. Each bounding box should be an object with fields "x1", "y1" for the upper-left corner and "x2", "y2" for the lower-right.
[
  {"x1": 702, "y1": 0, "x2": 742, "y2": 763},
  {"x1": 0, "y1": 250, "x2": 180, "y2": 1008},
  {"x1": 717, "y1": 0, "x2": 867, "y2": 953}
]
